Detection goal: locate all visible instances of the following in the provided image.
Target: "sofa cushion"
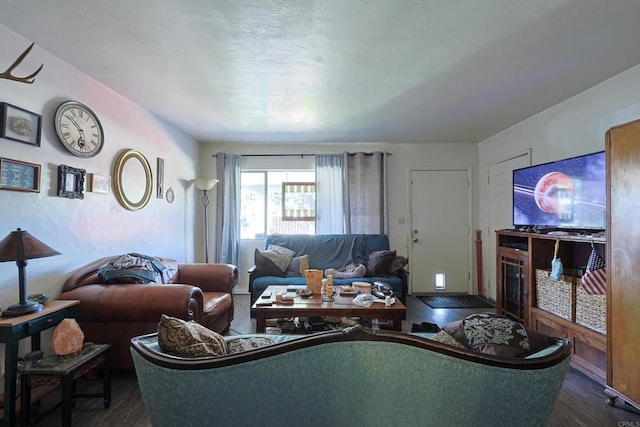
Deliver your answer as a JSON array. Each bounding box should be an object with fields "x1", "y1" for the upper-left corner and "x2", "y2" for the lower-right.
[
  {"x1": 366, "y1": 250, "x2": 396, "y2": 276},
  {"x1": 443, "y1": 313, "x2": 551, "y2": 358},
  {"x1": 157, "y1": 314, "x2": 227, "y2": 358}
]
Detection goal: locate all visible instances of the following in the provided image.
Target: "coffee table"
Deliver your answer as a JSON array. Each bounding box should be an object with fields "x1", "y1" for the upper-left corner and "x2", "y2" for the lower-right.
[{"x1": 252, "y1": 285, "x2": 406, "y2": 333}]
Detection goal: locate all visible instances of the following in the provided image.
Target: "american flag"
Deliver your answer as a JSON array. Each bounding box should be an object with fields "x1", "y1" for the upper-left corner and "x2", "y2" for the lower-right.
[{"x1": 581, "y1": 248, "x2": 607, "y2": 295}]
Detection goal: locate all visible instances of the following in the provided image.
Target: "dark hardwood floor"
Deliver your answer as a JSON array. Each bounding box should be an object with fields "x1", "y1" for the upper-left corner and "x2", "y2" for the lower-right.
[{"x1": 29, "y1": 294, "x2": 640, "y2": 426}]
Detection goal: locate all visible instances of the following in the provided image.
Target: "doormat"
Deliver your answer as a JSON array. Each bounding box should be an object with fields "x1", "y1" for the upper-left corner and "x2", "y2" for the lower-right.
[{"x1": 418, "y1": 295, "x2": 495, "y2": 309}]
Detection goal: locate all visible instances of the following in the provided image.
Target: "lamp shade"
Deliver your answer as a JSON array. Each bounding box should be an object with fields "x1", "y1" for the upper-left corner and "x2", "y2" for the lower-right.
[
  {"x1": 0, "y1": 228, "x2": 60, "y2": 261},
  {"x1": 191, "y1": 178, "x2": 219, "y2": 191}
]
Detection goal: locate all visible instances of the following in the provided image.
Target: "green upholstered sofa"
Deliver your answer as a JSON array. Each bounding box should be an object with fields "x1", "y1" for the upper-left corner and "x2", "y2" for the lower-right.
[{"x1": 131, "y1": 326, "x2": 571, "y2": 427}]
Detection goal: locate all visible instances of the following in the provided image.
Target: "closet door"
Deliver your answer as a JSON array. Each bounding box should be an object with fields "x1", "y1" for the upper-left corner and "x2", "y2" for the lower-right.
[{"x1": 606, "y1": 118, "x2": 640, "y2": 409}]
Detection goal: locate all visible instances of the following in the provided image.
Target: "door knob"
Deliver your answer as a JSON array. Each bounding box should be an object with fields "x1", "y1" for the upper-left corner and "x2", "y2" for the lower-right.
[{"x1": 413, "y1": 237, "x2": 419, "y2": 243}]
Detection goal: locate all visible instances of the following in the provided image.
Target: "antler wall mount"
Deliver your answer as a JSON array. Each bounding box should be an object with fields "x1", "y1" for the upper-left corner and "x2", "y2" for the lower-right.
[{"x1": 0, "y1": 42, "x2": 43, "y2": 84}]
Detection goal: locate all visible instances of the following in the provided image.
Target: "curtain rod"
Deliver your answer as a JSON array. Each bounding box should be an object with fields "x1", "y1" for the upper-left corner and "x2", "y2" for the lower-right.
[{"x1": 211, "y1": 152, "x2": 391, "y2": 157}]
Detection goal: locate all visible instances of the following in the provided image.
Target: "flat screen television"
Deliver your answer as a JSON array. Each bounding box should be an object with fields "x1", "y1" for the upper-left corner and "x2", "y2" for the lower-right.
[{"x1": 512, "y1": 151, "x2": 606, "y2": 231}]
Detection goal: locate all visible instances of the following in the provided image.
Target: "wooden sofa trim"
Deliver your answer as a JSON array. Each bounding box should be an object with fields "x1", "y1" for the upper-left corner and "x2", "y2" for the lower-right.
[{"x1": 131, "y1": 325, "x2": 571, "y2": 371}]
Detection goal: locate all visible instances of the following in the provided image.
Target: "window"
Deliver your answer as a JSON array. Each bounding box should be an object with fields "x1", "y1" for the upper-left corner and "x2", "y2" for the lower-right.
[{"x1": 241, "y1": 170, "x2": 315, "y2": 239}]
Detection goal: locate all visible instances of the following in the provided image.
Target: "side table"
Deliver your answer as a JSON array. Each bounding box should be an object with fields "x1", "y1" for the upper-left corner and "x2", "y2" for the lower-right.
[
  {"x1": 0, "y1": 300, "x2": 79, "y2": 427},
  {"x1": 19, "y1": 344, "x2": 111, "y2": 427}
]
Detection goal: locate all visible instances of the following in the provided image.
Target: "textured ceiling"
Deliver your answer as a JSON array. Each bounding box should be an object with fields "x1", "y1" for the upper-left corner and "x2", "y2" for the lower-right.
[{"x1": 2, "y1": 0, "x2": 640, "y2": 144}]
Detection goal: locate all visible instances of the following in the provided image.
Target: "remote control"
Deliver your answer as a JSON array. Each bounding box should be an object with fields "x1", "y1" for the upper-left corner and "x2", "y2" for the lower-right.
[
  {"x1": 256, "y1": 301, "x2": 272, "y2": 306},
  {"x1": 261, "y1": 291, "x2": 272, "y2": 299}
]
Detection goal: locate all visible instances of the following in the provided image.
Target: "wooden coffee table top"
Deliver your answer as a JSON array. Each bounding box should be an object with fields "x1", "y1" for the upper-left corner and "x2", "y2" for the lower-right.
[{"x1": 252, "y1": 285, "x2": 406, "y2": 332}]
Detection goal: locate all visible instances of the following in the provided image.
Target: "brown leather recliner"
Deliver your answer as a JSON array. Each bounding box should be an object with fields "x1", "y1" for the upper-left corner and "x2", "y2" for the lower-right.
[{"x1": 60, "y1": 256, "x2": 237, "y2": 370}]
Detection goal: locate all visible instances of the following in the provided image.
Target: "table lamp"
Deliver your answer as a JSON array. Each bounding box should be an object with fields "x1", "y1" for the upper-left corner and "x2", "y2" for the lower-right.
[
  {"x1": 191, "y1": 178, "x2": 219, "y2": 263},
  {"x1": 0, "y1": 228, "x2": 60, "y2": 317}
]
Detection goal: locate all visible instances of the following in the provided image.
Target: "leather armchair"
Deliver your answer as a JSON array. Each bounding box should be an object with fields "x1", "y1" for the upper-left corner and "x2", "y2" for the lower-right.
[{"x1": 60, "y1": 256, "x2": 237, "y2": 370}]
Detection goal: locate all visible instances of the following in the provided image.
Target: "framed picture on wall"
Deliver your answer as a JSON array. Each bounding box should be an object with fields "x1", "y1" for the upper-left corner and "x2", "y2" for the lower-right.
[
  {"x1": 57, "y1": 164, "x2": 86, "y2": 199},
  {"x1": 89, "y1": 173, "x2": 110, "y2": 194},
  {"x1": 157, "y1": 157, "x2": 164, "y2": 198},
  {"x1": 0, "y1": 157, "x2": 40, "y2": 192},
  {"x1": 0, "y1": 103, "x2": 42, "y2": 147}
]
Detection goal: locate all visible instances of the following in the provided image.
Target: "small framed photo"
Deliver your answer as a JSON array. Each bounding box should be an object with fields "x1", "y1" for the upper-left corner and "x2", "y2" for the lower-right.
[
  {"x1": 0, "y1": 157, "x2": 40, "y2": 192},
  {"x1": 0, "y1": 103, "x2": 42, "y2": 147},
  {"x1": 157, "y1": 157, "x2": 164, "y2": 198},
  {"x1": 57, "y1": 164, "x2": 86, "y2": 199},
  {"x1": 166, "y1": 187, "x2": 175, "y2": 203},
  {"x1": 89, "y1": 173, "x2": 110, "y2": 194}
]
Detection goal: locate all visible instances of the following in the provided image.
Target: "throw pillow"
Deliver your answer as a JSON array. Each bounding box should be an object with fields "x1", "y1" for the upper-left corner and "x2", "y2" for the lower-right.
[
  {"x1": 366, "y1": 250, "x2": 396, "y2": 276},
  {"x1": 389, "y1": 255, "x2": 409, "y2": 275},
  {"x1": 299, "y1": 253, "x2": 310, "y2": 273},
  {"x1": 254, "y1": 249, "x2": 286, "y2": 278},
  {"x1": 285, "y1": 254, "x2": 309, "y2": 277},
  {"x1": 157, "y1": 314, "x2": 227, "y2": 358},
  {"x1": 443, "y1": 313, "x2": 549, "y2": 358},
  {"x1": 262, "y1": 244, "x2": 296, "y2": 272},
  {"x1": 227, "y1": 337, "x2": 275, "y2": 354},
  {"x1": 429, "y1": 330, "x2": 466, "y2": 349}
]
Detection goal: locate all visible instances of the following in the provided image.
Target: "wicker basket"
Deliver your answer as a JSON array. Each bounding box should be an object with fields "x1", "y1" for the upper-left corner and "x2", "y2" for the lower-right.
[
  {"x1": 575, "y1": 279, "x2": 607, "y2": 335},
  {"x1": 535, "y1": 269, "x2": 576, "y2": 321}
]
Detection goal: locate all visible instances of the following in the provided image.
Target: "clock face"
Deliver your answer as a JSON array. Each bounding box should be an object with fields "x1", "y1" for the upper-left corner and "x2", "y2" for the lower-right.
[{"x1": 54, "y1": 101, "x2": 104, "y2": 158}]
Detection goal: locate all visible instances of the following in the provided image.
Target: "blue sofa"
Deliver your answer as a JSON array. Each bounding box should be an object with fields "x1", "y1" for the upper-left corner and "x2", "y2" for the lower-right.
[
  {"x1": 249, "y1": 234, "x2": 407, "y2": 307},
  {"x1": 131, "y1": 326, "x2": 572, "y2": 427}
]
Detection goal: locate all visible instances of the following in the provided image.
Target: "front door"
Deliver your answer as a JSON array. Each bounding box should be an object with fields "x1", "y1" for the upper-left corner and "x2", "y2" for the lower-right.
[{"x1": 410, "y1": 169, "x2": 471, "y2": 294}]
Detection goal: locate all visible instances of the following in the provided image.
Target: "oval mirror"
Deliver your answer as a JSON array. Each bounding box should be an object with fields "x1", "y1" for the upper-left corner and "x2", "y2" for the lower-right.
[{"x1": 112, "y1": 149, "x2": 153, "y2": 211}]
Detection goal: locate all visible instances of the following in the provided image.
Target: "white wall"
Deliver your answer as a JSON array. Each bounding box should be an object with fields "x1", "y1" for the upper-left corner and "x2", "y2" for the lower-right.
[
  {"x1": 201, "y1": 142, "x2": 479, "y2": 293},
  {"x1": 478, "y1": 63, "x2": 640, "y2": 300},
  {"x1": 0, "y1": 25, "x2": 199, "y2": 329}
]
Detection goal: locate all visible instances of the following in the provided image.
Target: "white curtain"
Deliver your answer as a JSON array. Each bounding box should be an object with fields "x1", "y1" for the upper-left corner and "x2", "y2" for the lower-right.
[
  {"x1": 315, "y1": 153, "x2": 346, "y2": 234},
  {"x1": 214, "y1": 153, "x2": 241, "y2": 265},
  {"x1": 344, "y1": 152, "x2": 389, "y2": 234}
]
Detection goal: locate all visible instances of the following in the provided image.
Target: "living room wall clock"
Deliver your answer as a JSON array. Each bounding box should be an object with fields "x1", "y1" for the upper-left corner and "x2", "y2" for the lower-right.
[{"x1": 54, "y1": 101, "x2": 104, "y2": 158}]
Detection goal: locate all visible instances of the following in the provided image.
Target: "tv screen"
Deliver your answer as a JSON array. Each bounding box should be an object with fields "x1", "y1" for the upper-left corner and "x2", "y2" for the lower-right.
[{"x1": 513, "y1": 151, "x2": 606, "y2": 231}]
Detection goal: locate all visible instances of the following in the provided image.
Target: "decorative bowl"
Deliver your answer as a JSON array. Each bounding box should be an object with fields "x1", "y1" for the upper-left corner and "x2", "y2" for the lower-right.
[
  {"x1": 297, "y1": 289, "x2": 313, "y2": 298},
  {"x1": 352, "y1": 282, "x2": 372, "y2": 294}
]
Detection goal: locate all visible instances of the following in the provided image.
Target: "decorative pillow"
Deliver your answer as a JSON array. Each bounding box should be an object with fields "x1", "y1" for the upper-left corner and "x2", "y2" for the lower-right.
[
  {"x1": 254, "y1": 249, "x2": 286, "y2": 278},
  {"x1": 285, "y1": 254, "x2": 309, "y2": 277},
  {"x1": 443, "y1": 313, "x2": 550, "y2": 358},
  {"x1": 157, "y1": 314, "x2": 227, "y2": 358},
  {"x1": 389, "y1": 255, "x2": 409, "y2": 275},
  {"x1": 366, "y1": 250, "x2": 396, "y2": 276},
  {"x1": 429, "y1": 330, "x2": 466, "y2": 349},
  {"x1": 299, "y1": 254, "x2": 310, "y2": 272},
  {"x1": 228, "y1": 337, "x2": 275, "y2": 354},
  {"x1": 261, "y1": 244, "x2": 296, "y2": 272}
]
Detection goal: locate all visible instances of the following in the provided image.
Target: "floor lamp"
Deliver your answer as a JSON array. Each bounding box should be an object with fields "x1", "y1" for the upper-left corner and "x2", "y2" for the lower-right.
[{"x1": 192, "y1": 178, "x2": 219, "y2": 263}]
